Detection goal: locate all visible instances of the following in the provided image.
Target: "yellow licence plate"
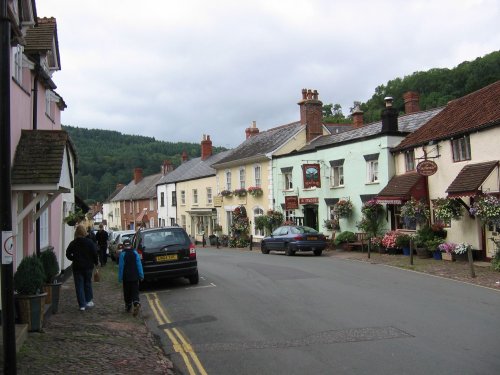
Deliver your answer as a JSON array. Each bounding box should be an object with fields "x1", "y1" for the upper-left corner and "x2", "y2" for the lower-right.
[
  {"x1": 156, "y1": 254, "x2": 178, "y2": 262},
  {"x1": 308, "y1": 236, "x2": 318, "y2": 240}
]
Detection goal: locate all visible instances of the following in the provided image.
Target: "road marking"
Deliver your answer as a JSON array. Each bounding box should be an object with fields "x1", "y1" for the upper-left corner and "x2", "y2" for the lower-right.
[
  {"x1": 186, "y1": 282, "x2": 217, "y2": 290},
  {"x1": 146, "y1": 293, "x2": 208, "y2": 375}
]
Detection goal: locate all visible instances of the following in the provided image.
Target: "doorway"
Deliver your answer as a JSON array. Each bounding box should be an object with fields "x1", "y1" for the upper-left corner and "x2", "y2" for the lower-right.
[{"x1": 303, "y1": 205, "x2": 318, "y2": 230}]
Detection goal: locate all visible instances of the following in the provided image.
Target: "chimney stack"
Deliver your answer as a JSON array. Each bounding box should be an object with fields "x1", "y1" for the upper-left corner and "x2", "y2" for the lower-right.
[
  {"x1": 133, "y1": 168, "x2": 143, "y2": 184},
  {"x1": 181, "y1": 150, "x2": 188, "y2": 163},
  {"x1": 162, "y1": 160, "x2": 173, "y2": 175},
  {"x1": 298, "y1": 88, "x2": 323, "y2": 142},
  {"x1": 245, "y1": 121, "x2": 260, "y2": 139},
  {"x1": 381, "y1": 97, "x2": 399, "y2": 134},
  {"x1": 403, "y1": 91, "x2": 420, "y2": 114},
  {"x1": 351, "y1": 101, "x2": 364, "y2": 128},
  {"x1": 201, "y1": 134, "x2": 213, "y2": 160}
]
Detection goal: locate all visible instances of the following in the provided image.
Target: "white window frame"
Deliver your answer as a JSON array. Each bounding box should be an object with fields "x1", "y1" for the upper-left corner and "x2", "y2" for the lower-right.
[
  {"x1": 451, "y1": 135, "x2": 471, "y2": 162},
  {"x1": 284, "y1": 172, "x2": 293, "y2": 190},
  {"x1": 405, "y1": 150, "x2": 415, "y2": 172},
  {"x1": 39, "y1": 197, "x2": 49, "y2": 249},
  {"x1": 330, "y1": 166, "x2": 344, "y2": 187},
  {"x1": 367, "y1": 160, "x2": 379, "y2": 183},
  {"x1": 193, "y1": 189, "x2": 198, "y2": 205},
  {"x1": 12, "y1": 45, "x2": 23, "y2": 83},
  {"x1": 207, "y1": 187, "x2": 213, "y2": 204},
  {"x1": 225, "y1": 170, "x2": 232, "y2": 191},
  {"x1": 149, "y1": 198, "x2": 154, "y2": 211},
  {"x1": 160, "y1": 192, "x2": 165, "y2": 207},
  {"x1": 254, "y1": 165, "x2": 261, "y2": 188},
  {"x1": 180, "y1": 190, "x2": 186, "y2": 205},
  {"x1": 239, "y1": 168, "x2": 246, "y2": 189},
  {"x1": 45, "y1": 90, "x2": 57, "y2": 120}
]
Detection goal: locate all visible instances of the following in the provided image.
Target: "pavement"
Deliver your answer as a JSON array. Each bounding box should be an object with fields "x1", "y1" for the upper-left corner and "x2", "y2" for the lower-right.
[
  {"x1": 11, "y1": 263, "x2": 175, "y2": 375},
  {"x1": 4, "y1": 246, "x2": 500, "y2": 374}
]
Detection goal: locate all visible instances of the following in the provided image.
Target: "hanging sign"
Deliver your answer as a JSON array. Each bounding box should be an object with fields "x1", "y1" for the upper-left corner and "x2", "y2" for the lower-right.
[
  {"x1": 285, "y1": 196, "x2": 299, "y2": 209},
  {"x1": 302, "y1": 164, "x2": 321, "y2": 188},
  {"x1": 416, "y1": 160, "x2": 438, "y2": 176}
]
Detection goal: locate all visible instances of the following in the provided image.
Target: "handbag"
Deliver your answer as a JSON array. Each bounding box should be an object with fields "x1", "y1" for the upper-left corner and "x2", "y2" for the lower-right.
[{"x1": 93, "y1": 268, "x2": 100, "y2": 282}]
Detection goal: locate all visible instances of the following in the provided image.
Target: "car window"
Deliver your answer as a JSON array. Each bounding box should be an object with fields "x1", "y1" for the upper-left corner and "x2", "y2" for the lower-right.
[
  {"x1": 296, "y1": 226, "x2": 318, "y2": 234},
  {"x1": 142, "y1": 229, "x2": 190, "y2": 247}
]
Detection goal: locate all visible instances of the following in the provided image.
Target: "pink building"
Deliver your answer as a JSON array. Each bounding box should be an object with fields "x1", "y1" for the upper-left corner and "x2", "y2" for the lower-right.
[{"x1": 6, "y1": 1, "x2": 77, "y2": 274}]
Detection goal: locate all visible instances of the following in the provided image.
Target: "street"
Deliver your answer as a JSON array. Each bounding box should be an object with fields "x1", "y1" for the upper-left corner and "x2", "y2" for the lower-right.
[{"x1": 141, "y1": 247, "x2": 500, "y2": 375}]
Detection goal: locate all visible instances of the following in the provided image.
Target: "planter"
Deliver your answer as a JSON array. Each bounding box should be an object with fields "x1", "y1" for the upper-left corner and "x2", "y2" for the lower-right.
[
  {"x1": 442, "y1": 252, "x2": 455, "y2": 261},
  {"x1": 454, "y1": 252, "x2": 468, "y2": 262},
  {"x1": 15, "y1": 292, "x2": 48, "y2": 332},
  {"x1": 402, "y1": 247, "x2": 411, "y2": 256},
  {"x1": 416, "y1": 247, "x2": 431, "y2": 259},
  {"x1": 432, "y1": 250, "x2": 442, "y2": 260},
  {"x1": 43, "y1": 282, "x2": 62, "y2": 314}
]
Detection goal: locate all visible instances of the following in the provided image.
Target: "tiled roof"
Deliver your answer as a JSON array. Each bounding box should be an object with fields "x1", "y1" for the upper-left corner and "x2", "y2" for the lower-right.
[
  {"x1": 156, "y1": 150, "x2": 233, "y2": 185},
  {"x1": 212, "y1": 122, "x2": 303, "y2": 167},
  {"x1": 324, "y1": 123, "x2": 355, "y2": 135},
  {"x1": 395, "y1": 80, "x2": 500, "y2": 151},
  {"x1": 112, "y1": 173, "x2": 163, "y2": 201},
  {"x1": 103, "y1": 185, "x2": 125, "y2": 203},
  {"x1": 24, "y1": 17, "x2": 61, "y2": 70},
  {"x1": 12, "y1": 130, "x2": 76, "y2": 185},
  {"x1": 299, "y1": 107, "x2": 443, "y2": 152},
  {"x1": 376, "y1": 172, "x2": 424, "y2": 199},
  {"x1": 446, "y1": 161, "x2": 499, "y2": 198}
]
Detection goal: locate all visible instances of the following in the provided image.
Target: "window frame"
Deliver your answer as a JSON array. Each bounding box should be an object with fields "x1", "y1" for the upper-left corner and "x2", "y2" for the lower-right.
[
  {"x1": 284, "y1": 171, "x2": 293, "y2": 190},
  {"x1": 225, "y1": 170, "x2": 232, "y2": 191},
  {"x1": 207, "y1": 187, "x2": 213, "y2": 204},
  {"x1": 193, "y1": 189, "x2": 198, "y2": 205},
  {"x1": 254, "y1": 165, "x2": 261, "y2": 188},
  {"x1": 239, "y1": 168, "x2": 246, "y2": 189},
  {"x1": 451, "y1": 135, "x2": 471, "y2": 162},
  {"x1": 160, "y1": 192, "x2": 165, "y2": 207},
  {"x1": 366, "y1": 160, "x2": 379, "y2": 183},
  {"x1": 180, "y1": 190, "x2": 186, "y2": 205},
  {"x1": 330, "y1": 165, "x2": 344, "y2": 187},
  {"x1": 405, "y1": 150, "x2": 415, "y2": 172}
]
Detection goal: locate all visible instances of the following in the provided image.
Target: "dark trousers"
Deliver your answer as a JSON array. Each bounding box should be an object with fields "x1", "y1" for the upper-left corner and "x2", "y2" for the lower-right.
[
  {"x1": 99, "y1": 245, "x2": 107, "y2": 266},
  {"x1": 123, "y1": 280, "x2": 140, "y2": 309},
  {"x1": 73, "y1": 268, "x2": 94, "y2": 308}
]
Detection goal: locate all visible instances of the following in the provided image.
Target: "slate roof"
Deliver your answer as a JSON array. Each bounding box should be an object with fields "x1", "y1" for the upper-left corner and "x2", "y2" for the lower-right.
[
  {"x1": 24, "y1": 17, "x2": 61, "y2": 68},
  {"x1": 324, "y1": 123, "x2": 355, "y2": 135},
  {"x1": 298, "y1": 107, "x2": 444, "y2": 152},
  {"x1": 446, "y1": 161, "x2": 499, "y2": 198},
  {"x1": 112, "y1": 173, "x2": 162, "y2": 201},
  {"x1": 376, "y1": 172, "x2": 424, "y2": 199},
  {"x1": 12, "y1": 130, "x2": 77, "y2": 186},
  {"x1": 103, "y1": 185, "x2": 125, "y2": 203},
  {"x1": 156, "y1": 150, "x2": 233, "y2": 185},
  {"x1": 211, "y1": 122, "x2": 303, "y2": 167},
  {"x1": 395, "y1": 80, "x2": 500, "y2": 151}
]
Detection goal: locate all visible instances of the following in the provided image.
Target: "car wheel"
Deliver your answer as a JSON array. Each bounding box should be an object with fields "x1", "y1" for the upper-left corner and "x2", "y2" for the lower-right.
[
  {"x1": 285, "y1": 244, "x2": 295, "y2": 256},
  {"x1": 261, "y1": 243, "x2": 270, "y2": 254},
  {"x1": 189, "y1": 271, "x2": 199, "y2": 285},
  {"x1": 313, "y1": 249, "x2": 323, "y2": 256}
]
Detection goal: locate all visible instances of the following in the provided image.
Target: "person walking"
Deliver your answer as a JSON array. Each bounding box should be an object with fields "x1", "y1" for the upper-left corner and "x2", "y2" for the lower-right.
[
  {"x1": 118, "y1": 239, "x2": 144, "y2": 317},
  {"x1": 66, "y1": 224, "x2": 99, "y2": 311},
  {"x1": 95, "y1": 224, "x2": 109, "y2": 266}
]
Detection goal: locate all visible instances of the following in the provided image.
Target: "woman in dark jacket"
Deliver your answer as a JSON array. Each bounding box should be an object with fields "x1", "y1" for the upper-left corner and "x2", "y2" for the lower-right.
[{"x1": 66, "y1": 224, "x2": 99, "y2": 311}]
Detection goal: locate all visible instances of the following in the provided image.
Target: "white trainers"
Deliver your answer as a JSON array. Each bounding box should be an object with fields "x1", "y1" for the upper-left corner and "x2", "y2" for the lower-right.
[
  {"x1": 86, "y1": 301, "x2": 94, "y2": 308},
  {"x1": 79, "y1": 307, "x2": 85, "y2": 311}
]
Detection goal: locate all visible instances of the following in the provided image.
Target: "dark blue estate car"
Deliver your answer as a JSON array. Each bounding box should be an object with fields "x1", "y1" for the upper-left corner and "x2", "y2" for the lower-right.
[{"x1": 260, "y1": 225, "x2": 327, "y2": 256}]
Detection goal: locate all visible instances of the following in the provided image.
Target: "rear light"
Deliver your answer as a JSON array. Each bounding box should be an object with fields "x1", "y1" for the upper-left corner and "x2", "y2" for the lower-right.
[
  {"x1": 189, "y1": 243, "x2": 196, "y2": 259},
  {"x1": 294, "y1": 235, "x2": 305, "y2": 240}
]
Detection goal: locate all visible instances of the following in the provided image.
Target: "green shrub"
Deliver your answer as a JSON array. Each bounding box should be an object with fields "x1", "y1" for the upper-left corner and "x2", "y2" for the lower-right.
[
  {"x1": 39, "y1": 248, "x2": 60, "y2": 283},
  {"x1": 14, "y1": 254, "x2": 45, "y2": 295},
  {"x1": 334, "y1": 231, "x2": 356, "y2": 246}
]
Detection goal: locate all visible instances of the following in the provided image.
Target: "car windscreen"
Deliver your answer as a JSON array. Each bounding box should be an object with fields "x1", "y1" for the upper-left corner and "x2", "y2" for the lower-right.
[
  {"x1": 291, "y1": 226, "x2": 319, "y2": 234},
  {"x1": 142, "y1": 229, "x2": 190, "y2": 249}
]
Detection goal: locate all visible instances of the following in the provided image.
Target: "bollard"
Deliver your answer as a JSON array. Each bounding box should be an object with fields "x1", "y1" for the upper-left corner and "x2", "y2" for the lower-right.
[
  {"x1": 249, "y1": 235, "x2": 253, "y2": 251},
  {"x1": 216, "y1": 236, "x2": 219, "y2": 249},
  {"x1": 467, "y1": 247, "x2": 476, "y2": 278},
  {"x1": 367, "y1": 237, "x2": 371, "y2": 259},
  {"x1": 202, "y1": 234, "x2": 206, "y2": 247}
]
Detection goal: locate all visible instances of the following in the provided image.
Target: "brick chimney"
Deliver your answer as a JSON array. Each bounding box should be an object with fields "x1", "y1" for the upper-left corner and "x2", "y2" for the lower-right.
[
  {"x1": 245, "y1": 121, "x2": 260, "y2": 139},
  {"x1": 201, "y1": 134, "x2": 213, "y2": 160},
  {"x1": 381, "y1": 97, "x2": 399, "y2": 134},
  {"x1": 181, "y1": 150, "x2": 188, "y2": 163},
  {"x1": 161, "y1": 160, "x2": 173, "y2": 175},
  {"x1": 298, "y1": 88, "x2": 323, "y2": 142},
  {"x1": 351, "y1": 101, "x2": 364, "y2": 128},
  {"x1": 403, "y1": 91, "x2": 420, "y2": 114},
  {"x1": 133, "y1": 168, "x2": 143, "y2": 184}
]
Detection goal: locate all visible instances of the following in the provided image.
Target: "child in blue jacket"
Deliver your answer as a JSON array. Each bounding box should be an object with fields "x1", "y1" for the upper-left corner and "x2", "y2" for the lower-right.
[{"x1": 118, "y1": 239, "x2": 144, "y2": 316}]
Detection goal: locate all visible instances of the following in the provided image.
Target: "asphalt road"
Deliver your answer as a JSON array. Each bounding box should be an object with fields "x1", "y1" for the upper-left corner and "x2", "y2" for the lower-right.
[{"x1": 142, "y1": 247, "x2": 500, "y2": 375}]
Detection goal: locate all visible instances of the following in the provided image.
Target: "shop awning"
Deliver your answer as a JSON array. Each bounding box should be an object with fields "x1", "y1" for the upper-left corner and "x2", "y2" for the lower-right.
[
  {"x1": 376, "y1": 172, "x2": 426, "y2": 204},
  {"x1": 446, "y1": 161, "x2": 499, "y2": 198}
]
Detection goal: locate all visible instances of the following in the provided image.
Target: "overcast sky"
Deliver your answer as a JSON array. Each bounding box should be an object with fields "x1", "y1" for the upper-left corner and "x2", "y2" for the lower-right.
[{"x1": 39, "y1": 0, "x2": 500, "y2": 148}]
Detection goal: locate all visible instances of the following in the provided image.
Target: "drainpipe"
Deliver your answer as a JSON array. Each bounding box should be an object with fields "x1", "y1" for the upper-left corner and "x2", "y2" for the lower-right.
[{"x1": 1, "y1": 0, "x2": 17, "y2": 372}]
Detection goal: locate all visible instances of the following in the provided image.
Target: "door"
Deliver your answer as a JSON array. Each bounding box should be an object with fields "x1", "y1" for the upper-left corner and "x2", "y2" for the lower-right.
[
  {"x1": 304, "y1": 205, "x2": 318, "y2": 230},
  {"x1": 485, "y1": 222, "x2": 499, "y2": 259}
]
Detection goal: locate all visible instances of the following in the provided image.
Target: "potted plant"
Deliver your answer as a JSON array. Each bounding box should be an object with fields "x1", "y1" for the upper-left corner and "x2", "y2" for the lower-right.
[
  {"x1": 247, "y1": 186, "x2": 263, "y2": 197},
  {"x1": 470, "y1": 194, "x2": 500, "y2": 224},
  {"x1": 400, "y1": 198, "x2": 430, "y2": 228},
  {"x1": 395, "y1": 233, "x2": 412, "y2": 256},
  {"x1": 334, "y1": 231, "x2": 356, "y2": 250},
  {"x1": 433, "y1": 197, "x2": 463, "y2": 221},
  {"x1": 414, "y1": 226, "x2": 434, "y2": 258},
  {"x1": 14, "y1": 254, "x2": 47, "y2": 332},
  {"x1": 454, "y1": 242, "x2": 472, "y2": 262},
  {"x1": 382, "y1": 231, "x2": 399, "y2": 254},
  {"x1": 40, "y1": 247, "x2": 62, "y2": 313},
  {"x1": 220, "y1": 190, "x2": 232, "y2": 197},
  {"x1": 333, "y1": 199, "x2": 353, "y2": 219},
  {"x1": 426, "y1": 237, "x2": 445, "y2": 260},
  {"x1": 438, "y1": 242, "x2": 457, "y2": 261},
  {"x1": 63, "y1": 208, "x2": 86, "y2": 226},
  {"x1": 323, "y1": 219, "x2": 340, "y2": 231},
  {"x1": 233, "y1": 188, "x2": 247, "y2": 197}
]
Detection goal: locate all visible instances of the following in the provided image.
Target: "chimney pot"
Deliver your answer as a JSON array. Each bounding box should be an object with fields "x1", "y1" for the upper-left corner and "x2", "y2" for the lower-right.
[{"x1": 384, "y1": 97, "x2": 394, "y2": 107}]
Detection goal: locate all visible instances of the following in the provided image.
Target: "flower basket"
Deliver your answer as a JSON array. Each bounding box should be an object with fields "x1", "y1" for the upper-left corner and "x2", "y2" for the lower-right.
[
  {"x1": 333, "y1": 199, "x2": 353, "y2": 219},
  {"x1": 323, "y1": 219, "x2": 340, "y2": 231},
  {"x1": 433, "y1": 197, "x2": 463, "y2": 221},
  {"x1": 233, "y1": 188, "x2": 247, "y2": 197},
  {"x1": 63, "y1": 208, "x2": 86, "y2": 226},
  {"x1": 247, "y1": 186, "x2": 263, "y2": 197},
  {"x1": 220, "y1": 190, "x2": 233, "y2": 197},
  {"x1": 401, "y1": 198, "x2": 429, "y2": 226},
  {"x1": 470, "y1": 194, "x2": 500, "y2": 224}
]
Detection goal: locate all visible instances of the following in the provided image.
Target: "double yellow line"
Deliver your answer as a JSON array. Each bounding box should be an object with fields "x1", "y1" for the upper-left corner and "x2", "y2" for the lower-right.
[{"x1": 146, "y1": 293, "x2": 208, "y2": 375}]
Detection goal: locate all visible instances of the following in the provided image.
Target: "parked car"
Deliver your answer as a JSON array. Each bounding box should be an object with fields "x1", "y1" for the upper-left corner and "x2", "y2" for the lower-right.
[
  {"x1": 261, "y1": 225, "x2": 327, "y2": 256},
  {"x1": 109, "y1": 230, "x2": 136, "y2": 261},
  {"x1": 132, "y1": 227, "x2": 198, "y2": 285}
]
